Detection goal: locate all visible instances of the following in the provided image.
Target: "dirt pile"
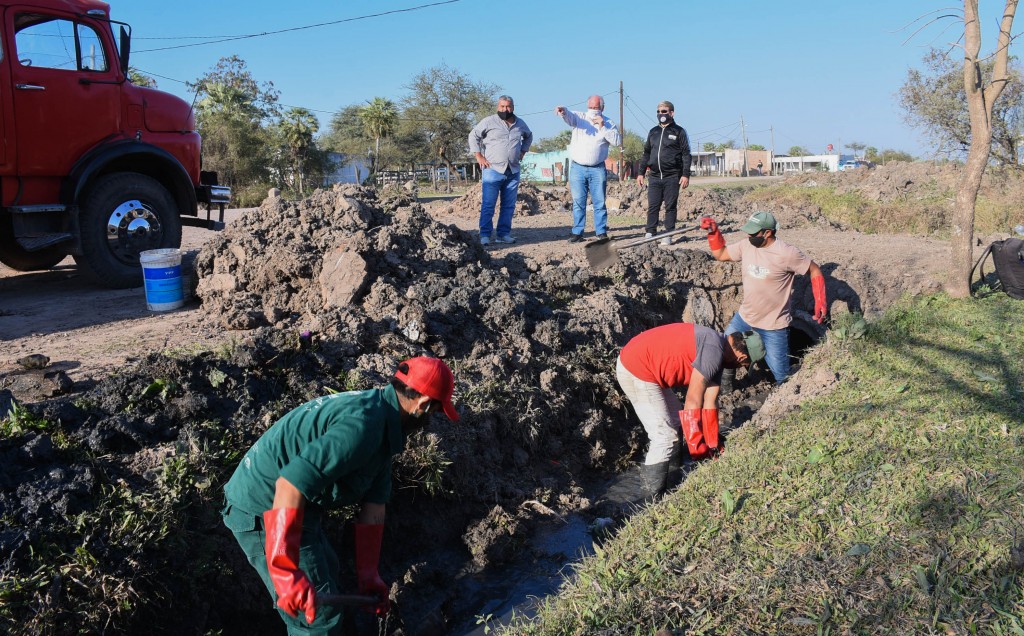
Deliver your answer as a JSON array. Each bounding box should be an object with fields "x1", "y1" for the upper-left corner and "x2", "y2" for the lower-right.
[
  {"x1": 784, "y1": 161, "x2": 960, "y2": 203},
  {"x1": 1, "y1": 183, "x2": 787, "y2": 635},
  {"x1": 434, "y1": 178, "x2": 650, "y2": 221},
  {"x1": 432, "y1": 181, "x2": 567, "y2": 219}
]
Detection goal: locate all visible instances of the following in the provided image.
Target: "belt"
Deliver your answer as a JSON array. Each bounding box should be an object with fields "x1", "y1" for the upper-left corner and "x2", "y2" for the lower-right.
[{"x1": 572, "y1": 160, "x2": 605, "y2": 168}]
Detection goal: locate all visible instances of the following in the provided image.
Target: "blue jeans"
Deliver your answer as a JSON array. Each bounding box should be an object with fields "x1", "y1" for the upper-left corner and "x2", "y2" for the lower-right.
[
  {"x1": 569, "y1": 162, "x2": 608, "y2": 236},
  {"x1": 479, "y1": 167, "x2": 519, "y2": 238},
  {"x1": 725, "y1": 312, "x2": 791, "y2": 384}
]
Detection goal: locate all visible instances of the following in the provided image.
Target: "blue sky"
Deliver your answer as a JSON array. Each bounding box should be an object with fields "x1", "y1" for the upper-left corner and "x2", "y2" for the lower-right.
[{"x1": 114, "y1": 1, "x2": 1008, "y2": 158}]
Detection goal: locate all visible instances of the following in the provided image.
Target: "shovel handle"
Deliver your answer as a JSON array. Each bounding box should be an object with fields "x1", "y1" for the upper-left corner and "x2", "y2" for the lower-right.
[
  {"x1": 318, "y1": 593, "x2": 381, "y2": 607},
  {"x1": 616, "y1": 224, "x2": 700, "y2": 249}
]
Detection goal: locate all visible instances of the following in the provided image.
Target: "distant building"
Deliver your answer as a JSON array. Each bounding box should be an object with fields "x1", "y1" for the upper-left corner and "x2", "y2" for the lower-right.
[
  {"x1": 772, "y1": 153, "x2": 854, "y2": 174},
  {"x1": 691, "y1": 151, "x2": 725, "y2": 176},
  {"x1": 723, "y1": 149, "x2": 772, "y2": 176}
]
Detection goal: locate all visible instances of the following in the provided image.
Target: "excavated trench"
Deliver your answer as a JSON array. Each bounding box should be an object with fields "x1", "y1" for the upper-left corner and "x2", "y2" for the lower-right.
[{"x1": 0, "y1": 184, "x2": 830, "y2": 636}]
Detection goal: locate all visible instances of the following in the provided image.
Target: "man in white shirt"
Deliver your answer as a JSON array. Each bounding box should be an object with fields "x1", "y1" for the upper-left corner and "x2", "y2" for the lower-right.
[{"x1": 555, "y1": 95, "x2": 622, "y2": 243}]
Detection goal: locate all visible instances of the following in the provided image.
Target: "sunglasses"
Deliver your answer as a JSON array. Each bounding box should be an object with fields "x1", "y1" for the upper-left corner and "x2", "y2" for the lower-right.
[
  {"x1": 424, "y1": 399, "x2": 442, "y2": 414},
  {"x1": 657, "y1": 110, "x2": 671, "y2": 114}
]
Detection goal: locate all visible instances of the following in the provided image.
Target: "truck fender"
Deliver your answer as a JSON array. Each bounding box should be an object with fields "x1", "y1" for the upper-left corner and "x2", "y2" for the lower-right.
[{"x1": 62, "y1": 140, "x2": 198, "y2": 215}]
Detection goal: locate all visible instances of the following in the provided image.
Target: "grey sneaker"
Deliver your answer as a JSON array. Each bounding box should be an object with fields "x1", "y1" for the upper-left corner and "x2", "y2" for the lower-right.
[
  {"x1": 645, "y1": 233, "x2": 654, "y2": 239},
  {"x1": 480, "y1": 235, "x2": 491, "y2": 245},
  {"x1": 494, "y1": 234, "x2": 516, "y2": 244}
]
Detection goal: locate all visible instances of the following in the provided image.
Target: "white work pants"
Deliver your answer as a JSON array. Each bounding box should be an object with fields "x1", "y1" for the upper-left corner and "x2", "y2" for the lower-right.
[{"x1": 615, "y1": 357, "x2": 682, "y2": 465}]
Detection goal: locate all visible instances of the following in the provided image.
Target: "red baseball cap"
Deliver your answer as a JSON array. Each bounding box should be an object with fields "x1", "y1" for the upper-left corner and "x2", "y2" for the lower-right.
[{"x1": 394, "y1": 357, "x2": 459, "y2": 421}]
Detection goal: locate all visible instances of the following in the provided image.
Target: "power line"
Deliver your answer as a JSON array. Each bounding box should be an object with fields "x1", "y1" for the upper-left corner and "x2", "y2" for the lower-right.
[{"x1": 134, "y1": 0, "x2": 463, "y2": 53}]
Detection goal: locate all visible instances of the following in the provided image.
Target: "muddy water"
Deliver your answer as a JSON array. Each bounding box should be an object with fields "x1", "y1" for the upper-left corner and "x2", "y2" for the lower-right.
[
  {"x1": 449, "y1": 471, "x2": 645, "y2": 635},
  {"x1": 444, "y1": 383, "x2": 774, "y2": 636}
]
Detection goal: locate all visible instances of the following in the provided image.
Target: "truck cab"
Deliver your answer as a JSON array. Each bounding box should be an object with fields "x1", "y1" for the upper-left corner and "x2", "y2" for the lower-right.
[{"x1": 0, "y1": 0, "x2": 228, "y2": 287}]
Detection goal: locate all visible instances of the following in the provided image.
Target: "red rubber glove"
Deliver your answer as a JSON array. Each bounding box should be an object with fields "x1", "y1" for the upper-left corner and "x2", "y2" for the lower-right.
[
  {"x1": 680, "y1": 409, "x2": 709, "y2": 460},
  {"x1": 812, "y1": 275, "x2": 827, "y2": 323},
  {"x1": 701, "y1": 408, "x2": 720, "y2": 450},
  {"x1": 263, "y1": 508, "x2": 316, "y2": 624},
  {"x1": 701, "y1": 216, "x2": 725, "y2": 251},
  {"x1": 354, "y1": 523, "x2": 390, "y2": 615}
]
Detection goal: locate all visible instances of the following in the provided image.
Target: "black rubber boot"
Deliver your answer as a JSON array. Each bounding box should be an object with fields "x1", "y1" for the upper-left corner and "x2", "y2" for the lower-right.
[
  {"x1": 721, "y1": 368, "x2": 736, "y2": 394},
  {"x1": 665, "y1": 446, "x2": 683, "y2": 491},
  {"x1": 640, "y1": 461, "x2": 670, "y2": 500}
]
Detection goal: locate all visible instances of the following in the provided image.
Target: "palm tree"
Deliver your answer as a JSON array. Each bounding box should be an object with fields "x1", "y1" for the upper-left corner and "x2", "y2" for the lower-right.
[
  {"x1": 279, "y1": 107, "x2": 319, "y2": 194},
  {"x1": 359, "y1": 97, "x2": 398, "y2": 175}
]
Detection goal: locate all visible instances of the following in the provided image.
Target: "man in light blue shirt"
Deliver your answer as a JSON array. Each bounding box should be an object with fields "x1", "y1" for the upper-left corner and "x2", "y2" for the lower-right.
[
  {"x1": 556, "y1": 95, "x2": 622, "y2": 243},
  {"x1": 469, "y1": 95, "x2": 533, "y2": 246}
]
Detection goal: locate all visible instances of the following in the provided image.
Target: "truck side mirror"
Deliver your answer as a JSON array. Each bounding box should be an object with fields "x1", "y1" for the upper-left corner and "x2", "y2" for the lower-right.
[{"x1": 119, "y1": 26, "x2": 130, "y2": 76}]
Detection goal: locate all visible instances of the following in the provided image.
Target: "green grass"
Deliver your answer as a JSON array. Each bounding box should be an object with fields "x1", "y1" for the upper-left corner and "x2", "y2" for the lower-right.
[{"x1": 505, "y1": 293, "x2": 1024, "y2": 635}]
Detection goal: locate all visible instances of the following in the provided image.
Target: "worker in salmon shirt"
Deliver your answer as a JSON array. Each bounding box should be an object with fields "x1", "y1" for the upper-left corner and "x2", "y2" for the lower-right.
[{"x1": 702, "y1": 210, "x2": 827, "y2": 387}]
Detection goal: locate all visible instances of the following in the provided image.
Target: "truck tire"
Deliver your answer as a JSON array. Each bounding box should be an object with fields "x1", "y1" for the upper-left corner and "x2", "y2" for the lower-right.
[
  {"x1": 74, "y1": 172, "x2": 182, "y2": 288},
  {"x1": 0, "y1": 211, "x2": 68, "y2": 271}
]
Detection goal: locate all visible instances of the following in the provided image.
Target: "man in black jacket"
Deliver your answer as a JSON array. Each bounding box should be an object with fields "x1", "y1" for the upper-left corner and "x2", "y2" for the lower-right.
[{"x1": 636, "y1": 101, "x2": 692, "y2": 245}]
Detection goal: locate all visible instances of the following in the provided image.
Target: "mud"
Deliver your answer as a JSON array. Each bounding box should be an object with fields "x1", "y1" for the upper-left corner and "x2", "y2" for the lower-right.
[{"x1": 0, "y1": 163, "x2": 975, "y2": 635}]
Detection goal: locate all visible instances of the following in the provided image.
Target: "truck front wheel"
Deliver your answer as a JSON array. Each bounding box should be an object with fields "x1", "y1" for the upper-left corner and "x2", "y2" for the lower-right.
[
  {"x1": 75, "y1": 173, "x2": 182, "y2": 288},
  {"x1": 0, "y1": 211, "x2": 68, "y2": 271}
]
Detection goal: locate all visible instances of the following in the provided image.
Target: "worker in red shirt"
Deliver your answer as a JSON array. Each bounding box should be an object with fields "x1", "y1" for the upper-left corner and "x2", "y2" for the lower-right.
[{"x1": 616, "y1": 322, "x2": 765, "y2": 498}]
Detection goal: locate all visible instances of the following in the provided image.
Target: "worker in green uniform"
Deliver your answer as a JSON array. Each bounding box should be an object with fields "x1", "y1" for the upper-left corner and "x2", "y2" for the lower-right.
[{"x1": 221, "y1": 356, "x2": 459, "y2": 634}]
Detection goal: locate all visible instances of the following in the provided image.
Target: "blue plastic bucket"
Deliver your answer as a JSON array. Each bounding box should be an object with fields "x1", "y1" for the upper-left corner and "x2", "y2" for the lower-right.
[{"x1": 140, "y1": 248, "x2": 184, "y2": 311}]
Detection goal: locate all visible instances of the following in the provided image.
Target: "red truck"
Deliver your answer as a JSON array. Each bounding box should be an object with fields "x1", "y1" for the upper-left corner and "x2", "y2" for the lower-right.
[{"x1": 0, "y1": 0, "x2": 229, "y2": 288}]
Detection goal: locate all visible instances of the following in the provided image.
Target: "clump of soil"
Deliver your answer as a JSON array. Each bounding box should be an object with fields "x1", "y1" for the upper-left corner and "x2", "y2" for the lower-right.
[{"x1": 0, "y1": 183, "x2": 798, "y2": 635}]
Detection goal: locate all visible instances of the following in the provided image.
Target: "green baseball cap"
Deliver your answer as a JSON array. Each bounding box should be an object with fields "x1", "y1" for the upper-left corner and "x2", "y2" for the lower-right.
[
  {"x1": 741, "y1": 330, "x2": 766, "y2": 367},
  {"x1": 740, "y1": 211, "x2": 778, "y2": 234}
]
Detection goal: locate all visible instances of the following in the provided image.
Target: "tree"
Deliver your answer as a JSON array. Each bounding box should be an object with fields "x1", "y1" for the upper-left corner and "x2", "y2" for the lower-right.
[
  {"x1": 900, "y1": 48, "x2": 1023, "y2": 167},
  {"x1": 191, "y1": 57, "x2": 279, "y2": 191},
  {"x1": 845, "y1": 141, "x2": 867, "y2": 158},
  {"x1": 948, "y1": 0, "x2": 1017, "y2": 297},
  {"x1": 190, "y1": 55, "x2": 280, "y2": 122},
  {"x1": 748, "y1": 144, "x2": 766, "y2": 151},
  {"x1": 787, "y1": 145, "x2": 810, "y2": 156},
  {"x1": 608, "y1": 131, "x2": 645, "y2": 177},
  {"x1": 402, "y1": 64, "x2": 498, "y2": 192},
  {"x1": 360, "y1": 97, "x2": 398, "y2": 175},
  {"x1": 194, "y1": 81, "x2": 273, "y2": 190},
  {"x1": 532, "y1": 130, "x2": 572, "y2": 154},
  {"x1": 864, "y1": 147, "x2": 915, "y2": 164},
  {"x1": 703, "y1": 142, "x2": 717, "y2": 152},
  {"x1": 128, "y1": 68, "x2": 156, "y2": 88},
  {"x1": 277, "y1": 107, "x2": 320, "y2": 194}
]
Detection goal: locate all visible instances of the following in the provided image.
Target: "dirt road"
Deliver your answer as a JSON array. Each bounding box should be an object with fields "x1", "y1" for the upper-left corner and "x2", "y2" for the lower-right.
[{"x1": 0, "y1": 211, "x2": 250, "y2": 398}]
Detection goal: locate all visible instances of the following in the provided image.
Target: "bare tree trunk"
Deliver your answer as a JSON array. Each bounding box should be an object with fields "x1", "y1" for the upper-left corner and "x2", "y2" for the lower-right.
[{"x1": 949, "y1": 0, "x2": 1016, "y2": 298}]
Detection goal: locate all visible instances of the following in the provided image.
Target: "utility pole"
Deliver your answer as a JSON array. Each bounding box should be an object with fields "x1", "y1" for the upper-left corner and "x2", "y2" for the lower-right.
[
  {"x1": 769, "y1": 125, "x2": 775, "y2": 175},
  {"x1": 740, "y1": 115, "x2": 749, "y2": 177},
  {"x1": 619, "y1": 80, "x2": 624, "y2": 180}
]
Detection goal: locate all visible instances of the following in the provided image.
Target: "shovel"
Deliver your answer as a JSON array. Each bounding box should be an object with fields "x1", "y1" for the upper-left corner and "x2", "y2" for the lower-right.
[
  {"x1": 584, "y1": 224, "x2": 700, "y2": 271},
  {"x1": 318, "y1": 593, "x2": 381, "y2": 607}
]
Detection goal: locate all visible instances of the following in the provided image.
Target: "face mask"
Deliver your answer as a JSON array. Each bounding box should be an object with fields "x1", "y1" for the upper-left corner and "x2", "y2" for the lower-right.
[
  {"x1": 748, "y1": 234, "x2": 767, "y2": 248},
  {"x1": 587, "y1": 108, "x2": 602, "y2": 118},
  {"x1": 658, "y1": 112, "x2": 672, "y2": 124},
  {"x1": 497, "y1": 110, "x2": 513, "y2": 121}
]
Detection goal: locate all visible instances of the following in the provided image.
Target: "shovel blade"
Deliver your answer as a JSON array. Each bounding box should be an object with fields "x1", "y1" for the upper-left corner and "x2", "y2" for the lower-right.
[{"x1": 584, "y1": 239, "x2": 619, "y2": 271}]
